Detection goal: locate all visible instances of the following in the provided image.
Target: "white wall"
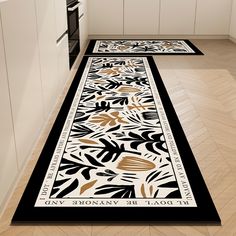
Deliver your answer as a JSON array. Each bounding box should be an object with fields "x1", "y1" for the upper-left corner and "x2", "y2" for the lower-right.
[{"x1": 230, "y1": 0, "x2": 236, "y2": 39}]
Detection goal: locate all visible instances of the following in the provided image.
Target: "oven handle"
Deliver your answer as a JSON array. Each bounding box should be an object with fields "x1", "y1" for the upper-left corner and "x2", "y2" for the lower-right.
[{"x1": 67, "y1": 2, "x2": 80, "y2": 12}]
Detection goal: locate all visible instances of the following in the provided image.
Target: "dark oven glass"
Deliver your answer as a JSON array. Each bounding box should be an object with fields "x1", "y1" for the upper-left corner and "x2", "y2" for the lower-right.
[
  {"x1": 68, "y1": 8, "x2": 79, "y2": 38},
  {"x1": 67, "y1": 0, "x2": 80, "y2": 68},
  {"x1": 67, "y1": 0, "x2": 76, "y2": 6}
]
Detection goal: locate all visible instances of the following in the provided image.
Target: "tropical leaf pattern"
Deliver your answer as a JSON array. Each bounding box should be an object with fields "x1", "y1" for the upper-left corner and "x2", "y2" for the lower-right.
[
  {"x1": 50, "y1": 57, "x2": 180, "y2": 199},
  {"x1": 93, "y1": 40, "x2": 195, "y2": 54}
]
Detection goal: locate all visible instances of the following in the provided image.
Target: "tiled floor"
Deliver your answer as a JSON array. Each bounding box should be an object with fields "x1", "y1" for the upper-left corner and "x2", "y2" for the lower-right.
[{"x1": 1, "y1": 39, "x2": 236, "y2": 235}]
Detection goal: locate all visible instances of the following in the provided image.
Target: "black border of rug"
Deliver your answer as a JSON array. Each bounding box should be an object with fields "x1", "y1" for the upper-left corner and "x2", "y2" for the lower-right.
[
  {"x1": 85, "y1": 39, "x2": 204, "y2": 56},
  {"x1": 12, "y1": 56, "x2": 220, "y2": 224}
]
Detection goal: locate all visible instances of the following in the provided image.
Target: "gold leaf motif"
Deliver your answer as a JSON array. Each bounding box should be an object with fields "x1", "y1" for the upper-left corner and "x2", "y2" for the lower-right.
[
  {"x1": 80, "y1": 180, "x2": 97, "y2": 194},
  {"x1": 117, "y1": 45, "x2": 129, "y2": 51},
  {"x1": 90, "y1": 112, "x2": 128, "y2": 126},
  {"x1": 149, "y1": 185, "x2": 153, "y2": 196},
  {"x1": 141, "y1": 184, "x2": 146, "y2": 198},
  {"x1": 128, "y1": 103, "x2": 154, "y2": 111},
  {"x1": 117, "y1": 156, "x2": 156, "y2": 171},
  {"x1": 94, "y1": 79, "x2": 106, "y2": 84},
  {"x1": 96, "y1": 95, "x2": 106, "y2": 100},
  {"x1": 79, "y1": 139, "x2": 98, "y2": 145},
  {"x1": 117, "y1": 86, "x2": 141, "y2": 93},
  {"x1": 99, "y1": 68, "x2": 120, "y2": 76}
]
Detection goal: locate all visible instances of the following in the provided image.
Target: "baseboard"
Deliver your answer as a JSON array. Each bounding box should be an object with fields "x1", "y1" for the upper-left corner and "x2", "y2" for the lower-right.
[
  {"x1": 88, "y1": 34, "x2": 229, "y2": 40},
  {"x1": 229, "y1": 36, "x2": 236, "y2": 44}
]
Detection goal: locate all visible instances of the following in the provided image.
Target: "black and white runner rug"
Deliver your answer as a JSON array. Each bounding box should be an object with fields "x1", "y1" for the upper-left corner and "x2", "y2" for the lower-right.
[
  {"x1": 85, "y1": 40, "x2": 203, "y2": 55},
  {"x1": 12, "y1": 56, "x2": 219, "y2": 223}
]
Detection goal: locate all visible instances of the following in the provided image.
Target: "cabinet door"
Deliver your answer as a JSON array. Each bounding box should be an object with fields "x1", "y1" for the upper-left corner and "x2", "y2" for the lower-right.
[
  {"x1": 35, "y1": 0, "x2": 59, "y2": 116},
  {"x1": 88, "y1": 0, "x2": 123, "y2": 35},
  {"x1": 0, "y1": 11, "x2": 18, "y2": 212},
  {"x1": 1, "y1": 0, "x2": 45, "y2": 168},
  {"x1": 195, "y1": 0, "x2": 232, "y2": 35},
  {"x1": 124, "y1": 0, "x2": 159, "y2": 35},
  {"x1": 80, "y1": 10, "x2": 88, "y2": 50},
  {"x1": 57, "y1": 33, "x2": 70, "y2": 89},
  {"x1": 54, "y1": 0, "x2": 68, "y2": 39},
  {"x1": 230, "y1": 0, "x2": 236, "y2": 38},
  {"x1": 160, "y1": 0, "x2": 196, "y2": 35}
]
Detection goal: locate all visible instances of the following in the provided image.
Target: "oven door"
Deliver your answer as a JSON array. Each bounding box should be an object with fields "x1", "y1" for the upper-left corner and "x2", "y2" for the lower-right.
[
  {"x1": 67, "y1": 1, "x2": 79, "y2": 38},
  {"x1": 67, "y1": 0, "x2": 80, "y2": 68}
]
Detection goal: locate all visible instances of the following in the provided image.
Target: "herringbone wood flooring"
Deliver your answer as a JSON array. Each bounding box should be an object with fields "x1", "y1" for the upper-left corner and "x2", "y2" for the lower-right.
[{"x1": 0, "y1": 39, "x2": 236, "y2": 235}]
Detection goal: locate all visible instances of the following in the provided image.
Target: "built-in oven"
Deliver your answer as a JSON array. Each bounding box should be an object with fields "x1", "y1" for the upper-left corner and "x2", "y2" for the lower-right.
[{"x1": 67, "y1": 0, "x2": 80, "y2": 68}]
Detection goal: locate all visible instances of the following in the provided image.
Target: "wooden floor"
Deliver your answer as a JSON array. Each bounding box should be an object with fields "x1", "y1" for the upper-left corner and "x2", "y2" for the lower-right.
[{"x1": 1, "y1": 39, "x2": 236, "y2": 235}]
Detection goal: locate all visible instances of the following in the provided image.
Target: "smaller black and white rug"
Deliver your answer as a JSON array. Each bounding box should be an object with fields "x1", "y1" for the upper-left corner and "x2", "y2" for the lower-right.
[{"x1": 85, "y1": 39, "x2": 203, "y2": 55}]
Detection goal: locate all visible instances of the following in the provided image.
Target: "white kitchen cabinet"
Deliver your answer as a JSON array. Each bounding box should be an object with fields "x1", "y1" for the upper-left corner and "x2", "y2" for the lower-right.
[
  {"x1": 57, "y1": 33, "x2": 70, "y2": 89},
  {"x1": 88, "y1": 0, "x2": 123, "y2": 35},
  {"x1": 195, "y1": 0, "x2": 232, "y2": 35},
  {"x1": 35, "y1": 0, "x2": 59, "y2": 116},
  {"x1": 54, "y1": 0, "x2": 68, "y2": 39},
  {"x1": 124, "y1": 0, "x2": 159, "y2": 35},
  {"x1": 79, "y1": 0, "x2": 85, "y2": 17},
  {"x1": 1, "y1": 0, "x2": 45, "y2": 168},
  {"x1": 79, "y1": 0, "x2": 88, "y2": 47},
  {"x1": 230, "y1": 0, "x2": 236, "y2": 39},
  {"x1": 0, "y1": 11, "x2": 18, "y2": 213},
  {"x1": 160, "y1": 0, "x2": 196, "y2": 35},
  {"x1": 80, "y1": 11, "x2": 88, "y2": 50}
]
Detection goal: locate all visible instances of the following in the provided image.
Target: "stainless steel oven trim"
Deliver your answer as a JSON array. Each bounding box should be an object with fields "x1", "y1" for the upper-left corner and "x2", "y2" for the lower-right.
[{"x1": 67, "y1": 1, "x2": 80, "y2": 11}]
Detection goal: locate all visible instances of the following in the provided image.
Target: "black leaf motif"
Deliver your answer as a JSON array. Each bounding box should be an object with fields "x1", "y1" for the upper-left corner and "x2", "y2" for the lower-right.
[
  {"x1": 59, "y1": 157, "x2": 97, "y2": 180},
  {"x1": 86, "y1": 101, "x2": 111, "y2": 113},
  {"x1": 165, "y1": 189, "x2": 181, "y2": 198},
  {"x1": 120, "y1": 131, "x2": 167, "y2": 155},
  {"x1": 105, "y1": 169, "x2": 116, "y2": 175},
  {"x1": 80, "y1": 138, "x2": 140, "y2": 163},
  {"x1": 105, "y1": 80, "x2": 122, "y2": 89},
  {"x1": 107, "y1": 124, "x2": 121, "y2": 133},
  {"x1": 53, "y1": 178, "x2": 70, "y2": 188},
  {"x1": 97, "y1": 139, "x2": 125, "y2": 162},
  {"x1": 142, "y1": 95, "x2": 154, "y2": 103},
  {"x1": 155, "y1": 174, "x2": 173, "y2": 182},
  {"x1": 158, "y1": 181, "x2": 179, "y2": 188},
  {"x1": 95, "y1": 184, "x2": 136, "y2": 198},
  {"x1": 70, "y1": 153, "x2": 83, "y2": 162},
  {"x1": 82, "y1": 94, "x2": 96, "y2": 102},
  {"x1": 84, "y1": 154, "x2": 105, "y2": 167},
  {"x1": 83, "y1": 86, "x2": 103, "y2": 95},
  {"x1": 96, "y1": 169, "x2": 118, "y2": 181},
  {"x1": 106, "y1": 97, "x2": 129, "y2": 105},
  {"x1": 153, "y1": 189, "x2": 159, "y2": 198},
  {"x1": 65, "y1": 166, "x2": 81, "y2": 175},
  {"x1": 74, "y1": 114, "x2": 90, "y2": 123},
  {"x1": 70, "y1": 125, "x2": 93, "y2": 138},
  {"x1": 147, "y1": 171, "x2": 162, "y2": 183},
  {"x1": 81, "y1": 168, "x2": 92, "y2": 180},
  {"x1": 50, "y1": 187, "x2": 60, "y2": 196},
  {"x1": 88, "y1": 73, "x2": 101, "y2": 79},
  {"x1": 142, "y1": 112, "x2": 158, "y2": 120},
  {"x1": 56, "y1": 179, "x2": 79, "y2": 198},
  {"x1": 123, "y1": 76, "x2": 148, "y2": 86}
]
